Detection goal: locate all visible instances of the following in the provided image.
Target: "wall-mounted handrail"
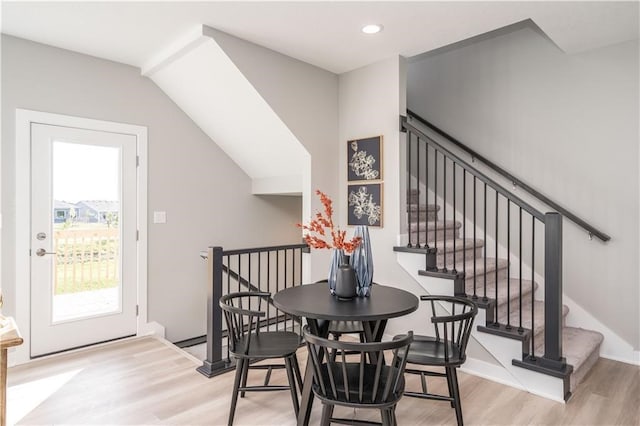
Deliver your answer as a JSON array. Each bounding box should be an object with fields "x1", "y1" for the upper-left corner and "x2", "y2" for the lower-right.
[
  {"x1": 406, "y1": 110, "x2": 611, "y2": 242},
  {"x1": 402, "y1": 116, "x2": 545, "y2": 221}
]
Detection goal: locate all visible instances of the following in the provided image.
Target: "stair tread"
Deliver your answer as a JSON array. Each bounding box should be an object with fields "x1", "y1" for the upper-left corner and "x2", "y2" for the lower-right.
[
  {"x1": 402, "y1": 201, "x2": 603, "y2": 393},
  {"x1": 407, "y1": 204, "x2": 440, "y2": 212},
  {"x1": 450, "y1": 257, "x2": 509, "y2": 277},
  {"x1": 408, "y1": 219, "x2": 461, "y2": 232},
  {"x1": 496, "y1": 300, "x2": 569, "y2": 338},
  {"x1": 534, "y1": 327, "x2": 604, "y2": 373},
  {"x1": 467, "y1": 278, "x2": 537, "y2": 306},
  {"x1": 415, "y1": 238, "x2": 484, "y2": 252}
]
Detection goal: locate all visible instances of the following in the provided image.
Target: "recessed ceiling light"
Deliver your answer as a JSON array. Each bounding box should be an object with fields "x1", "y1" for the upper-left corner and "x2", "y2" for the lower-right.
[{"x1": 361, "y1": 24, "x2": 383, "y2": 34}]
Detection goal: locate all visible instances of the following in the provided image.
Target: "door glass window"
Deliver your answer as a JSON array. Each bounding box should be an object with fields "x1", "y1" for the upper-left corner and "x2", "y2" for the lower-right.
[{"x1": 51, "y1": 141, "x2": 121, "y2": 323}]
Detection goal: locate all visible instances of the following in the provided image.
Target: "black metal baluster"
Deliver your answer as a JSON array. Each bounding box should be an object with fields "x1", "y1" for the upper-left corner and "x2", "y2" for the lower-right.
[
  {"x1": 226, "y1": 254, "x2": 231, "y2": 361},
  {"x1": 443, "y1": 155, "x2": 448, "y2": 272},
  {"x1": 425, "y1": 142, "x2": 430, "y2": 250},
  {"x1": 506, "y1": 201, "x2": 511, "y2": 330},
  {"x1": 434, "y1": 149, "x2": 438, "y2": 257},
  {"x1": 238, "y1": 254, "x2": 242, "y2": 294},
  {"x1": 473, "y1": 176, "x2": 477, "y2": 299},
  {"x1": 518, "y1": 207, "x2": 524, "y2": 334},
  {"x1": 258, "y1": 252, "x2": 263, "y2": 332},
  {"x1": 407, "y1": 131, "x2": 413, "y2": 248},
  {"x1": 483, "y1": 182, "x2": 487, "y2": 301},
  {"x1": 298, "y1": 248, "x2": 303, "y2": 334},
  {"x1": 276, "y1": 249, "x2": 280, "y2": 331},
  {"x1": 291, "y1": 248, "x2": 295, "y2": 289},
  {"x1": 463, "y1": 171, "x2": 466, "y2": 280},
  {"x1": 267, "y1": 251, "x2": 271, "y2": 331},
  {"x1": 494, "y1": 191, "x2": 499, "y2": 324},
  {"x1": 227, "y1": 254, "x2": 232, "y2": 298},
  {"x1": 248, "y1": 252, "x2": 252, "y2": 313},
  {"x1": 530, "y1": 218, "x2": 536, "y2": 358},
  {"x1": 258, "y1": 252, "x2": 262, "y2": 293},
  {"x1": 452, "y1": 162, "x2": 457, "y2": 273},
  {"x1": 284, "y1": 248, "x2": 289, "y2": 331},
  {"x1": 416, "y1": 133, "x2": 421, "y2": 248}
]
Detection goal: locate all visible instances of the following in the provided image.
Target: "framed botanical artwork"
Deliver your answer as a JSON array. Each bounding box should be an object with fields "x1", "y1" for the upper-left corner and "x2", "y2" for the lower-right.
[
  {"x1": 347, "y1": 136, "x2": 382, "y2": 182},
  {"x1": 347, "y1": 183, "x2": 383, "y2": 227}
]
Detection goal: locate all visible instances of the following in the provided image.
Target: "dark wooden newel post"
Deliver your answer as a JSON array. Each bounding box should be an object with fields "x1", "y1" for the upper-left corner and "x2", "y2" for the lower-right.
[
  {"x1": 543, "y1": 212, "x2": 565, "y2": 367},
  {"x1": 197, "y1": 246, "x2": 227, "y2": 377}
]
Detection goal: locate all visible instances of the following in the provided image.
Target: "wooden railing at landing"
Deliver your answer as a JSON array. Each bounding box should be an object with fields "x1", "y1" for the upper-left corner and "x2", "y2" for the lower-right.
[{"x1": 53, "y1": 228, "x2": 119, "y2": 294}]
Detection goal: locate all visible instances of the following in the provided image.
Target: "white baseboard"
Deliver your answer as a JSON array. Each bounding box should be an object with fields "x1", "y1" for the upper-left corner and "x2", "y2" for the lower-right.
[
  {"x1": 152, "y1": 335, "x2": 201, "y2": 365},
  {"x1": 138, "y1": 320, "x2": 166, "y2": 338}
]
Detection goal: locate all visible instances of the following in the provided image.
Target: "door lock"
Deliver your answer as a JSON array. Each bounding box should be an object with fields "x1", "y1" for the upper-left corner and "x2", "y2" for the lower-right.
[{"x1": 35, "y1": 248, "x2": 56, "y2": 257}]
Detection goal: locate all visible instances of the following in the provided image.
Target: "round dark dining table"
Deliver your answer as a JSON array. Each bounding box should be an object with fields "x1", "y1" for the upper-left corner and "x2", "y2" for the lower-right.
[{"x1": 273, "y1": 282, "x2": 419, "y2": 426}]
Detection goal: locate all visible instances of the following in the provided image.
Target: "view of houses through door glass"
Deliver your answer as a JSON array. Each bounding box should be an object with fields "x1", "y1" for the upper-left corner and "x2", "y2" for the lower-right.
[{"x1": 30, "y1": 123, "x2": 138, "y2": 357}]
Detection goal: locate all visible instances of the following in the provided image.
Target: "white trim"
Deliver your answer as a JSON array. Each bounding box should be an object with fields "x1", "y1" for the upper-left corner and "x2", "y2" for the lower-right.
[
  {"x1": 251, "y1": 174, "x2": 303, "y2": 195},
  {"x1": 141, "y1": 25, "x2": 209, "y2": 77},
  {"x1": 12, "y1": 108, "x2": 158, "y2": 366}
]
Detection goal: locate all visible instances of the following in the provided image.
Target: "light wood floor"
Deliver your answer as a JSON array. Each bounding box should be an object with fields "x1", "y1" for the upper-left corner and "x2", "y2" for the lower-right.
[{"x1": 5, "y1": 336, "x2": 639, "y2": 425}]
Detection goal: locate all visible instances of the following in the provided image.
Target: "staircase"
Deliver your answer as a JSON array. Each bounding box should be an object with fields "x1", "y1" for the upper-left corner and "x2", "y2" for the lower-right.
[{"x1": 396, "y1": 112, "x2": 605, "y2": 401}]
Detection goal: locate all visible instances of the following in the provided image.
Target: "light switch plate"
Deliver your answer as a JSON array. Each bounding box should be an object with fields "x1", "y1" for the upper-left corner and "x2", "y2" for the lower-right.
[{"x1": 153, "y1": 211, "x2": 166, "y2": 224}]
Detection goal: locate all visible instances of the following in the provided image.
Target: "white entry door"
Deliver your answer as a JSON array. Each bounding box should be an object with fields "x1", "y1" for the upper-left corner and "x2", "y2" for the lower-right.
[{"x1": 30, "y1": 123, "x2": 138, "y2": 357}]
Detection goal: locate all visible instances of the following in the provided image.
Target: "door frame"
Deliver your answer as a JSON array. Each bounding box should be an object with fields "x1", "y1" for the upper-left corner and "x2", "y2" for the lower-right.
[{"x1": 14, "y1": 109, "x2": 159, "y2": 366}]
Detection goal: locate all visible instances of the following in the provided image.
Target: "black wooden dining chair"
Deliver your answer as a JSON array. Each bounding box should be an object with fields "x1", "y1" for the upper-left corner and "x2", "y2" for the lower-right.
[
  {"x1": 394, "y1": 295, "x2": 477, "y2": 426},
  {"x1": 303, "y1": 326, "x2": 413, "y2": 426},
  {"x1": 220, "y1": 292, "x2": 303, "y2": 426}
]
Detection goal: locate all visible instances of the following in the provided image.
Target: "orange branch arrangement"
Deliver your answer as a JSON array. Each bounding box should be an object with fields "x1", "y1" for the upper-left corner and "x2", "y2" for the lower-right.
[{"x1": 298, "y1": 190, "x2": 361, "y2": 254}]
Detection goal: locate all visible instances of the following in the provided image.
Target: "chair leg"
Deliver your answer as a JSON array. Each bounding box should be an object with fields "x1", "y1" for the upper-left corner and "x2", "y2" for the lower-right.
[
  {"x1": 320, "y1": 403, "x2": 334, "y2": 426},
  {"x1": 284, "y1": 356, "x2": 300, "y2": 416},
  {"x1": 292, "y1": 354, "x2": 303, "y2": 393},
  {"x1": 448, "y1": 367, "x2": 464, "y2": 426},
  {"x1": 228, "y1": 358, "x2": 245, "y2": 426},
  {"x1": 445, "y1": 367, "x2": 455, "y2": 407},
  {"x1": 239, "y1": 357, "x2": 250, "y2": 398},
  {"x1": 392, "y1": 406, "x2": 398, "y2": 426},
  {"x1": 381, "y1": 408, "x2": 393, "y2": 426}
]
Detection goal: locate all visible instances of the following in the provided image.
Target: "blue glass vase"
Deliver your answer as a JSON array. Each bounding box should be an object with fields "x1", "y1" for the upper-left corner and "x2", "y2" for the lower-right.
[{"x1": 351, "y1": 225, "x2": 373, "y2": 297}]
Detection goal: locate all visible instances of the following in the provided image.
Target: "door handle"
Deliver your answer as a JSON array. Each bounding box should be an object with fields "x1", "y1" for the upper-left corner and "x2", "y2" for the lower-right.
[{"x1": 35, "y1": 248, "x2": 56, "y2": 257}]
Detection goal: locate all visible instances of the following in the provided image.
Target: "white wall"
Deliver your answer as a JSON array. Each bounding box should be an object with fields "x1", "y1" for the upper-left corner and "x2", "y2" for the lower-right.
[
  {"x1": 337, "y1": 56, "x2": 500, "y2": 364},
  {"x1": 408, "y1": 26, "x2": 640, "y2": 348},
  {"x1": 1, "y1": 35, "x2": 302, "y2": 342},
  {"x1": 338, "y1": 57, "x2": 405, "y2": 293},
  {"x1": 209, "y1": 29, "x2": 340, "y2": 280}
]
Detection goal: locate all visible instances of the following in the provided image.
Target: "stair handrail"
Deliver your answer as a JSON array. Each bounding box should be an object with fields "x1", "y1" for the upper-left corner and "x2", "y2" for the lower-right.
[
  {"x1": 198, "y1": 242, "x2": 308, "y2": 379},
  {"x1": 402, "y1": 116, "x2": 545, "y2": 222},
  {"x1": 405, "y1": 110, "x2": 611, "y2": 242},
  {"x1": 402, "y1": 114, "x2": 570, "y2": 380}
]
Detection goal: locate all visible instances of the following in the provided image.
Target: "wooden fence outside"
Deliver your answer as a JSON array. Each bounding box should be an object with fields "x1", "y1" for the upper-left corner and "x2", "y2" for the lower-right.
[{"x1": 53, "y1": 227, "x2": 120, "y2": 294}]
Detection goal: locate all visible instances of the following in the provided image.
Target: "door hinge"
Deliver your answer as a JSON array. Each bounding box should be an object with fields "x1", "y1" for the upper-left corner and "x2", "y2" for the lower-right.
[
  {"x1": 136, "y1": 155, "x2": 140, "y2": 167},
  {"x1": 136, "y1": 305, "x2": 139, "y2": 316},
  {"x1": 136, "y1": 230, "x2": 139, "y2": 241}
]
